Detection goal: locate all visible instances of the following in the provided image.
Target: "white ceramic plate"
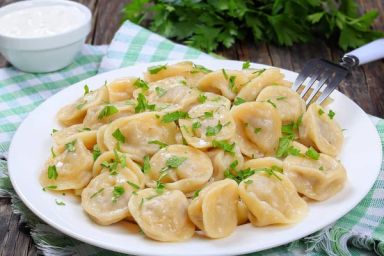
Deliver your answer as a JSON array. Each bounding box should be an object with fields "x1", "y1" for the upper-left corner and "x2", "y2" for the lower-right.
[{"x1": 8, "y1": 59, "x2": 382, "y2": 256}]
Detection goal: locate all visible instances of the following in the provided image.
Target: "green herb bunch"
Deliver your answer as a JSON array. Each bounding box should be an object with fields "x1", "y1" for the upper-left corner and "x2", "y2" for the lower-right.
[{"x1": 122, "y1": 0, "x2": 382, "y2": 52}]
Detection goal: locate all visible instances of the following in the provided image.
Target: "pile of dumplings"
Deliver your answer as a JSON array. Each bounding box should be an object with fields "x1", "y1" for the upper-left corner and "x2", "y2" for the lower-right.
[{"x1": 40, "y1": 61, "x2": 347, "y2": 242}]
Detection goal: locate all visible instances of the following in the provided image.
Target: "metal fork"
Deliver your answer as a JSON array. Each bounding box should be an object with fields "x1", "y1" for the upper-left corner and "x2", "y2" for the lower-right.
[{"x1": 292, "y1": 39, "x2": 384, "y2": 106}]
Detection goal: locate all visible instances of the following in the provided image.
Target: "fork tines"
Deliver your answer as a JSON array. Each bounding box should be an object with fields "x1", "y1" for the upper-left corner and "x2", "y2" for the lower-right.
[{"x1": 292, "y1": 59, "x2": 349, "y2": 106}]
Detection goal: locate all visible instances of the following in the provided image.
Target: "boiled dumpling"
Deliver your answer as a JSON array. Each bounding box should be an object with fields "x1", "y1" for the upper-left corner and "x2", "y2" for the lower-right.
[
  {"x1": 238, "y1": 157, "x2": 308, "y2": 226},
  {"x1": 147, "y1": 145, "x2": 213, "y2": 193},
  {"x1": 52, "y1": 124, "x2": 97, "y2": 152},
  {"x1": 40, "y1": 139, "x2": 93, "y2": 190},
  {"x1": 128, "y1": 188, "x2": 195, "y2": 242},
  {"x1": 198, "y1": 92, "x2": 232, "y2": 110},
  {"x1": 231, "y1": 102, "x2": 282, "y2": 158},
  {"x1": 256, "y1": 86, "x2": 305, "y2": 124},
  {"x1": 283, "y1": 142, "x2": 347, "y2": 201},
  {"x1": 107, "y1": 77, "x2": 137, "y2": 102},
  {"x1": 57, "y1": 86, "x2": 109, "y2": 126},
  {"x1": 207, "y1": 142, "x2": 244, "y2": 181},
  {"x1": 299, "y1": 104, "x2": 343, "y2": 156},
  {"x1": 144, "y1": 61, "x2": 209, "y2": 86},
  {"x1": 83, "y1": 101, "x2": 135, "y2": 129},
  {"x1": 103, "y1": 112, "x2": 182, "y2": 163},
  {"x1": 92, "y1": 150, "x2": 146, "y2": 186},
  {"x1": 179, "y1": 103, "x2": 236, "y2": 149},
  {"x1": 96, "y1": 125, "x2": 108, "y2": 152},
  {"x1": 134, "y1": 76, "x2": 200, "y2": 111},
  {"x1": 237, "y1": 200, "x2": 249, "y2": 225},
  {"x1": 236, "y1": 68, "x2": 290, "y2": 101},
  {"x1": 197, "y1": 69, "x2": 251, "y2": 100},
  {"x1": 188, "y1": 179, "x2": 238, "y2": 238},
  {"x1": 81, "y1": 166, "x2": 141, "y2": 225}
]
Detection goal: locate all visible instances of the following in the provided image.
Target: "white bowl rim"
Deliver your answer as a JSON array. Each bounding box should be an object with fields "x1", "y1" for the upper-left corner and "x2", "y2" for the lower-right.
[{"x1": 0, "y1": 0, "x2": 91, "y2": 50}]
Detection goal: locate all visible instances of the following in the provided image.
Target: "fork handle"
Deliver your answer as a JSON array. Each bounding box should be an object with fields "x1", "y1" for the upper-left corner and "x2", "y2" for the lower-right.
[{"x1": 343, "y1": 39, "x2": 384, "y2": 67}]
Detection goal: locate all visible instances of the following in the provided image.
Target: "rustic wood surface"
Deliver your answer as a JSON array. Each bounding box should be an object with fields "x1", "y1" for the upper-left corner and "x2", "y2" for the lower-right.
[{"x1": 0, "y1": 0, "x2": 383, "y2": 255}]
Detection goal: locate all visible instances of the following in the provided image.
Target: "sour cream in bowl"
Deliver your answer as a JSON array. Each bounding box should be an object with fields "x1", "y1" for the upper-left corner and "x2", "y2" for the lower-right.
[{"x1": 0, "y1": 0, "x2": 91, "y2": 73}]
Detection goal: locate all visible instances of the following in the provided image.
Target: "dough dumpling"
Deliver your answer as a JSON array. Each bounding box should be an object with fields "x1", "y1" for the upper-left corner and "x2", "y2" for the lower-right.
[
  {"x1": 198, "y1": 92, "x2": 232, "y2": 110},
  {"x1": 107, "y1": 77, "x2": 137, "y2": 102},
  {"x1": 237, "y1": 68, "x2": 290, "y2": 101},
  {"x1": 237, "y1": 200, "x2": 249, "y2": 225},
  {"x1": 52, "y1": 124, "x2": 97, "y2": 152},
  {"x1": 40, "y1": 139, "x2": 93, "y2": 190},
  {"x1": 81, "y1": 166, "x2": 141, "y2": 225},
  {"x1": 207, "y1": 143, "x2": 244, "y2": 181},
  {"x1": 283, "y1": 142, "x2": 347, "y2": 201},
  {"x1": 299, "y1": 104, "x2": 343, "y2": 156},
  {"x1": 128, "y1": 188, "x2": 195, "y2": 242},
  {"x1": 256, "y1": 86, "x2": 305, "y2": 124},
  {"x1": 144, "y1": 61, "x2": 209, "y2": 86},
  {"x1": 179, "y1": 103, "x2": 236, "y2": 149},
  {"x1": 83, "y1": 101, "x2": 135, "y2": 129},
  {"x1": 135, "y1": 76, "x2": 200, "y2": 111},
  {"x1": 188, "y1": 179, "x2": 238, "y2": 238},
  {"x1": 103, "y1": 112, "x2": 182, "y2": 162},
  {"x1": 57, "y1": 86, "x2": 109, "y2": 126},
  {"x1": 147, "y1": 145, "x2": 213, "y2": 193},
  {"x1": 92, "y1": 150, "x2": 146, "y2": 186},
  {"x1": 197, "y1": 69, "x2": 250, "y2": 100},
  {"x1": 96, "y1": 125, "x2": 108, "y2": 152},
  {"x1": 231, "y1": 102, "x2": 282, "y2": 158},
  {"x1": 239, "y1": 157, "x2": 308, "y2": 226}
]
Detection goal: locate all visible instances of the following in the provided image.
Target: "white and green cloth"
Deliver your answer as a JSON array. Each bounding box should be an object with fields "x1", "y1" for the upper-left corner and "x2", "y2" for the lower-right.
[{"x1": 0, "y1": 21, "x2": 383, "y2": 256}]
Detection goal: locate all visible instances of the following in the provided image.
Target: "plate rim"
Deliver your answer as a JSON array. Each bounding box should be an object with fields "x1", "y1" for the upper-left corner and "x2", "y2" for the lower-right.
[{"x1": 7, "y1": 59, "x2": 383, "y2": 256}]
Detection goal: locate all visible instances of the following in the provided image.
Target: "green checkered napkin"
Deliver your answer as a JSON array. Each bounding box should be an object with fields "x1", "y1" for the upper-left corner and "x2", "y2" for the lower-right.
[{"x1": 0, "y1": 21, "x2": 383, "y2": 256}]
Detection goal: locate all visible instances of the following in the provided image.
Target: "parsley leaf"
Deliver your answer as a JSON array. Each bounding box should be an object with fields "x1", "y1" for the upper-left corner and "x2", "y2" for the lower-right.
[
  {"x1": 198, "y1": 94, "x2": 207, "y2": 103},
  {"x1": 305, "y1": 147, "x2": 320, "y2": 160},
  {"x1": 206, "y1": 122, "x2": 223, "y2": 136},
  {"x1": 148, "y1": 140, "x2": 168, "y2": 149},
  {"x1": 135, "y1": 93, "x2": 155, "y2": 113},
  {"x1": 92, "y1": 144, "x2": 101, "y2": 161},
  {"x1": 55, "y1": 199, "x2": 65, "y2": 206},
  {"x1": 161, "y1": 111, "x2": 189, "y2": 123},
  {"x1": 242, "y1": 61, "x2": 250, "y2": 69},
  {"x1": 127, "y1": 180, "x2": 140, "y2": 190},
  {"x1": 98, "y1": 105, "x2": 118, "y2": 119},
  {"x1": 134, "y1": 79, "x2": 149, "y2": 91},
  {"x1": 148, "y1": 64, "x2": 167, "y2": 74},
  {"x1": 266, "y1": 99, "x2": 277, "y2": 108},
  {"x1": 90, "y1": 188, "x2": 104, "y2": 199},
  {"x1": 155, "y1": 87, "x2": 166, "y2": 96},
  {"x1": 192, "y1": 64, "x2": 211, "y2": 74},
  {"x1": 48, "y1": 165, "x2": 58, "y2": 180},
  {"x1": 318, "y1": 108, "x2": 325, "y2": 116},
  {"x1": 142, "y1": 155, "x2": 151, "y2": 173},
  {"x1": 112, "y1": 128, "x2": 125, "y2": 143},
  {"x1": 165, "y1": 156, "x2": 187, "y2": 169},
  {"x1": 112, "y1": 186, "x2": 125, "y2": 202},
  {"x1": 83, "y1": 85, "x2": 90, "y2": 95},
  {"x1": 254, "y1": 127, "x2": 262, "y2": 134},
  {"x1": 65, "y1": 140, "x2": 76, "y2": 152},
  {"x1": 212, "y1": 140, "x2": 235, "y2": 154},
  {"x1": 328, "y1": 110, "x2": 336, "y2": 120},
  {"x1": 192, "y1": 121, "x2": 201, "y2": 131},
  {"x1": 233, "y1": 97, "x2": 246, "y2": 106},
  {"x1": 193, "y1": 189, "x2": 201, "y2": 199}
]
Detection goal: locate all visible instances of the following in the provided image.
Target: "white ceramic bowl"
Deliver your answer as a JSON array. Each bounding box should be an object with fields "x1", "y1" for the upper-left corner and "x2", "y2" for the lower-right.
[{"x1": 0, "y1": 0, "x2": 91, "y2": 73}]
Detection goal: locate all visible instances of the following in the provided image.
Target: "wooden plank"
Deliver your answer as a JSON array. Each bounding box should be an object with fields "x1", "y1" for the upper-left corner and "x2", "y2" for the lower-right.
[{"x1": 92, "y1": 0, "x2": 131, "y2": 45}]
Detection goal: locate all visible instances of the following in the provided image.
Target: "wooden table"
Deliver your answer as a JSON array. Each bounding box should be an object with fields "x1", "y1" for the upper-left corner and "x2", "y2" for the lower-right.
[{"x1": 0, "y1": 0, "x2": 383, "y2": 255}]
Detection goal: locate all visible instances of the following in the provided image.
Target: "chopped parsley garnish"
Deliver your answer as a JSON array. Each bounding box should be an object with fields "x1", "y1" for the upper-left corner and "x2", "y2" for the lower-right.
[
  {"x1": 224, "y1": 166, "x2": 255, "y2": 184},
  {"x1": 161, "y1": 111, "x2": 189, "y2": 123},
  {"x1": 253, "y1": 68, "x2": 266, "y2": 76},
  {"x1": 193, "y1": 189, "x2": 201, "y2": 199},
  {"x1": 198, "y1": 94, "x2": 207, "y2": 103},
  {"x1": 50, "y1": 147, "x2": 56, "y2": 158},
  {"x1": 48, "y1": 165, "x2": 58, "y2": 180},
  {"x1": 155, "y1": 87, "x2": 166, "y2": 97},
  {"x1": 276, "y1": 135, "x2": 295, "y2": 158},
  {"x1": 276, "y1": 96, "x2": 286, "y2": 101},
  {"x1": 65, "y1": 140, "x2": 76, "y2": 152},
  {"x1": 233, "y1": 97, "x2": 246, "y2": 106},
  {"x1": 305, "y1": 147, "x2": 320, "y2": 160},
  {"x1": 127, "y1": 180, "x2": 140, "y2": 190},
  {"x1": 98, "y1": 105, "x2": 119, "y2": 119},
  {"x1": 90, "y1": 188, "x2": 104, "y2": 199},
  {"x1": 191, "y1": 64, "x2": 211, "y2": 74},
  {"x1": 319, "y1": 166, "x2": 324, "y2": 171},
  {"x1": 101, "y1": 160, "x2": 119, "y2": 175},
  {"x1": 51, "y1": 129, "x2": 58, "y2": 135},
  {"x1": 212, "y1": 140, "x2": 235, "y2": 154},
  {"x1": 114, "y1": 149, "x2": 127, "y2": 168},
  {"x1": 206, "y1": 122, "x2": 223, "y2": 136},
  {"x1": 282, "y1": 123, "x2": 294, "y2": 136},
  {"x1": 155, "y1": 180, "x2": 165, "y2": 194},
  {"x1": 112, "y1": 186, "x2": 125, "y2": 203},
  {"x1": 318, "y1": 108, "x2": 325, "y2": 115},
  {"x1": 204, "y1": 111, "x2": 214, "y2": 119},
  {"x1": 222, "y1": 69, "x2": 229, "y2": 80},
  {"x1": 142, "y1": 155, "x2": 151, "y2": 173},
  {"x1": 254, "y1": 165, "x2": 283, "y2": 180},
  {"x1": 55, "y1": 199, "x2": 65, "y2": 206},
  {"x1": 192, "y1": 121, "x2": 201, "y2": 131},
  {"x1": 287, "y1": 146, "x2": 301, "y2": 156},
  {"x1": 112, "y1": 128, "x2": 125, "y2": 143},
  {"x1": 135, "y1": 93, "x2": 156, "y2": 113},
  {"x1": 148, "y1": 140, "x2": 168, "y2": 149},
  {"x1": 254, "y1": 127, "x2": 262, "y2": 134},
  {"x1": 242, "y1": 61, "x2": 251, "y2": 69},
  {"x1": 294, "y1": 114, "x2": 303, "y2": 129},
  {"x1": 328, "y1": 109, "x2": 336, "y2": 120},
  {"x1": 228, "y1": 75, "x2": 237, "y2": 92},
  {"x1": 148, "y1": 64, "x2": 167, "y2": 74},
  {"x1": 134, "y1": 79, "x2": 149, "y2": 91},
  {"x1": 42, "y1": 185, "x2": 57, "y2": 191},
  {"x1": 266, "y1": 99, "x2": 277, "y2": 108},
  {"x1": 83, "y1": 85, "x2": 90, "y2": 95},
  {"x1": 165, "y1": 156, "x2": 187, "y2": 169},
  {"x1": 244, "y1": 179, "x2": 253, "y2": 184},
  {"x1": 82, "y1": 127, "x2": 91, "y2": 131},
  {"x1": 92, "y1": 144, "x2": 101, "y2": 161}
]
